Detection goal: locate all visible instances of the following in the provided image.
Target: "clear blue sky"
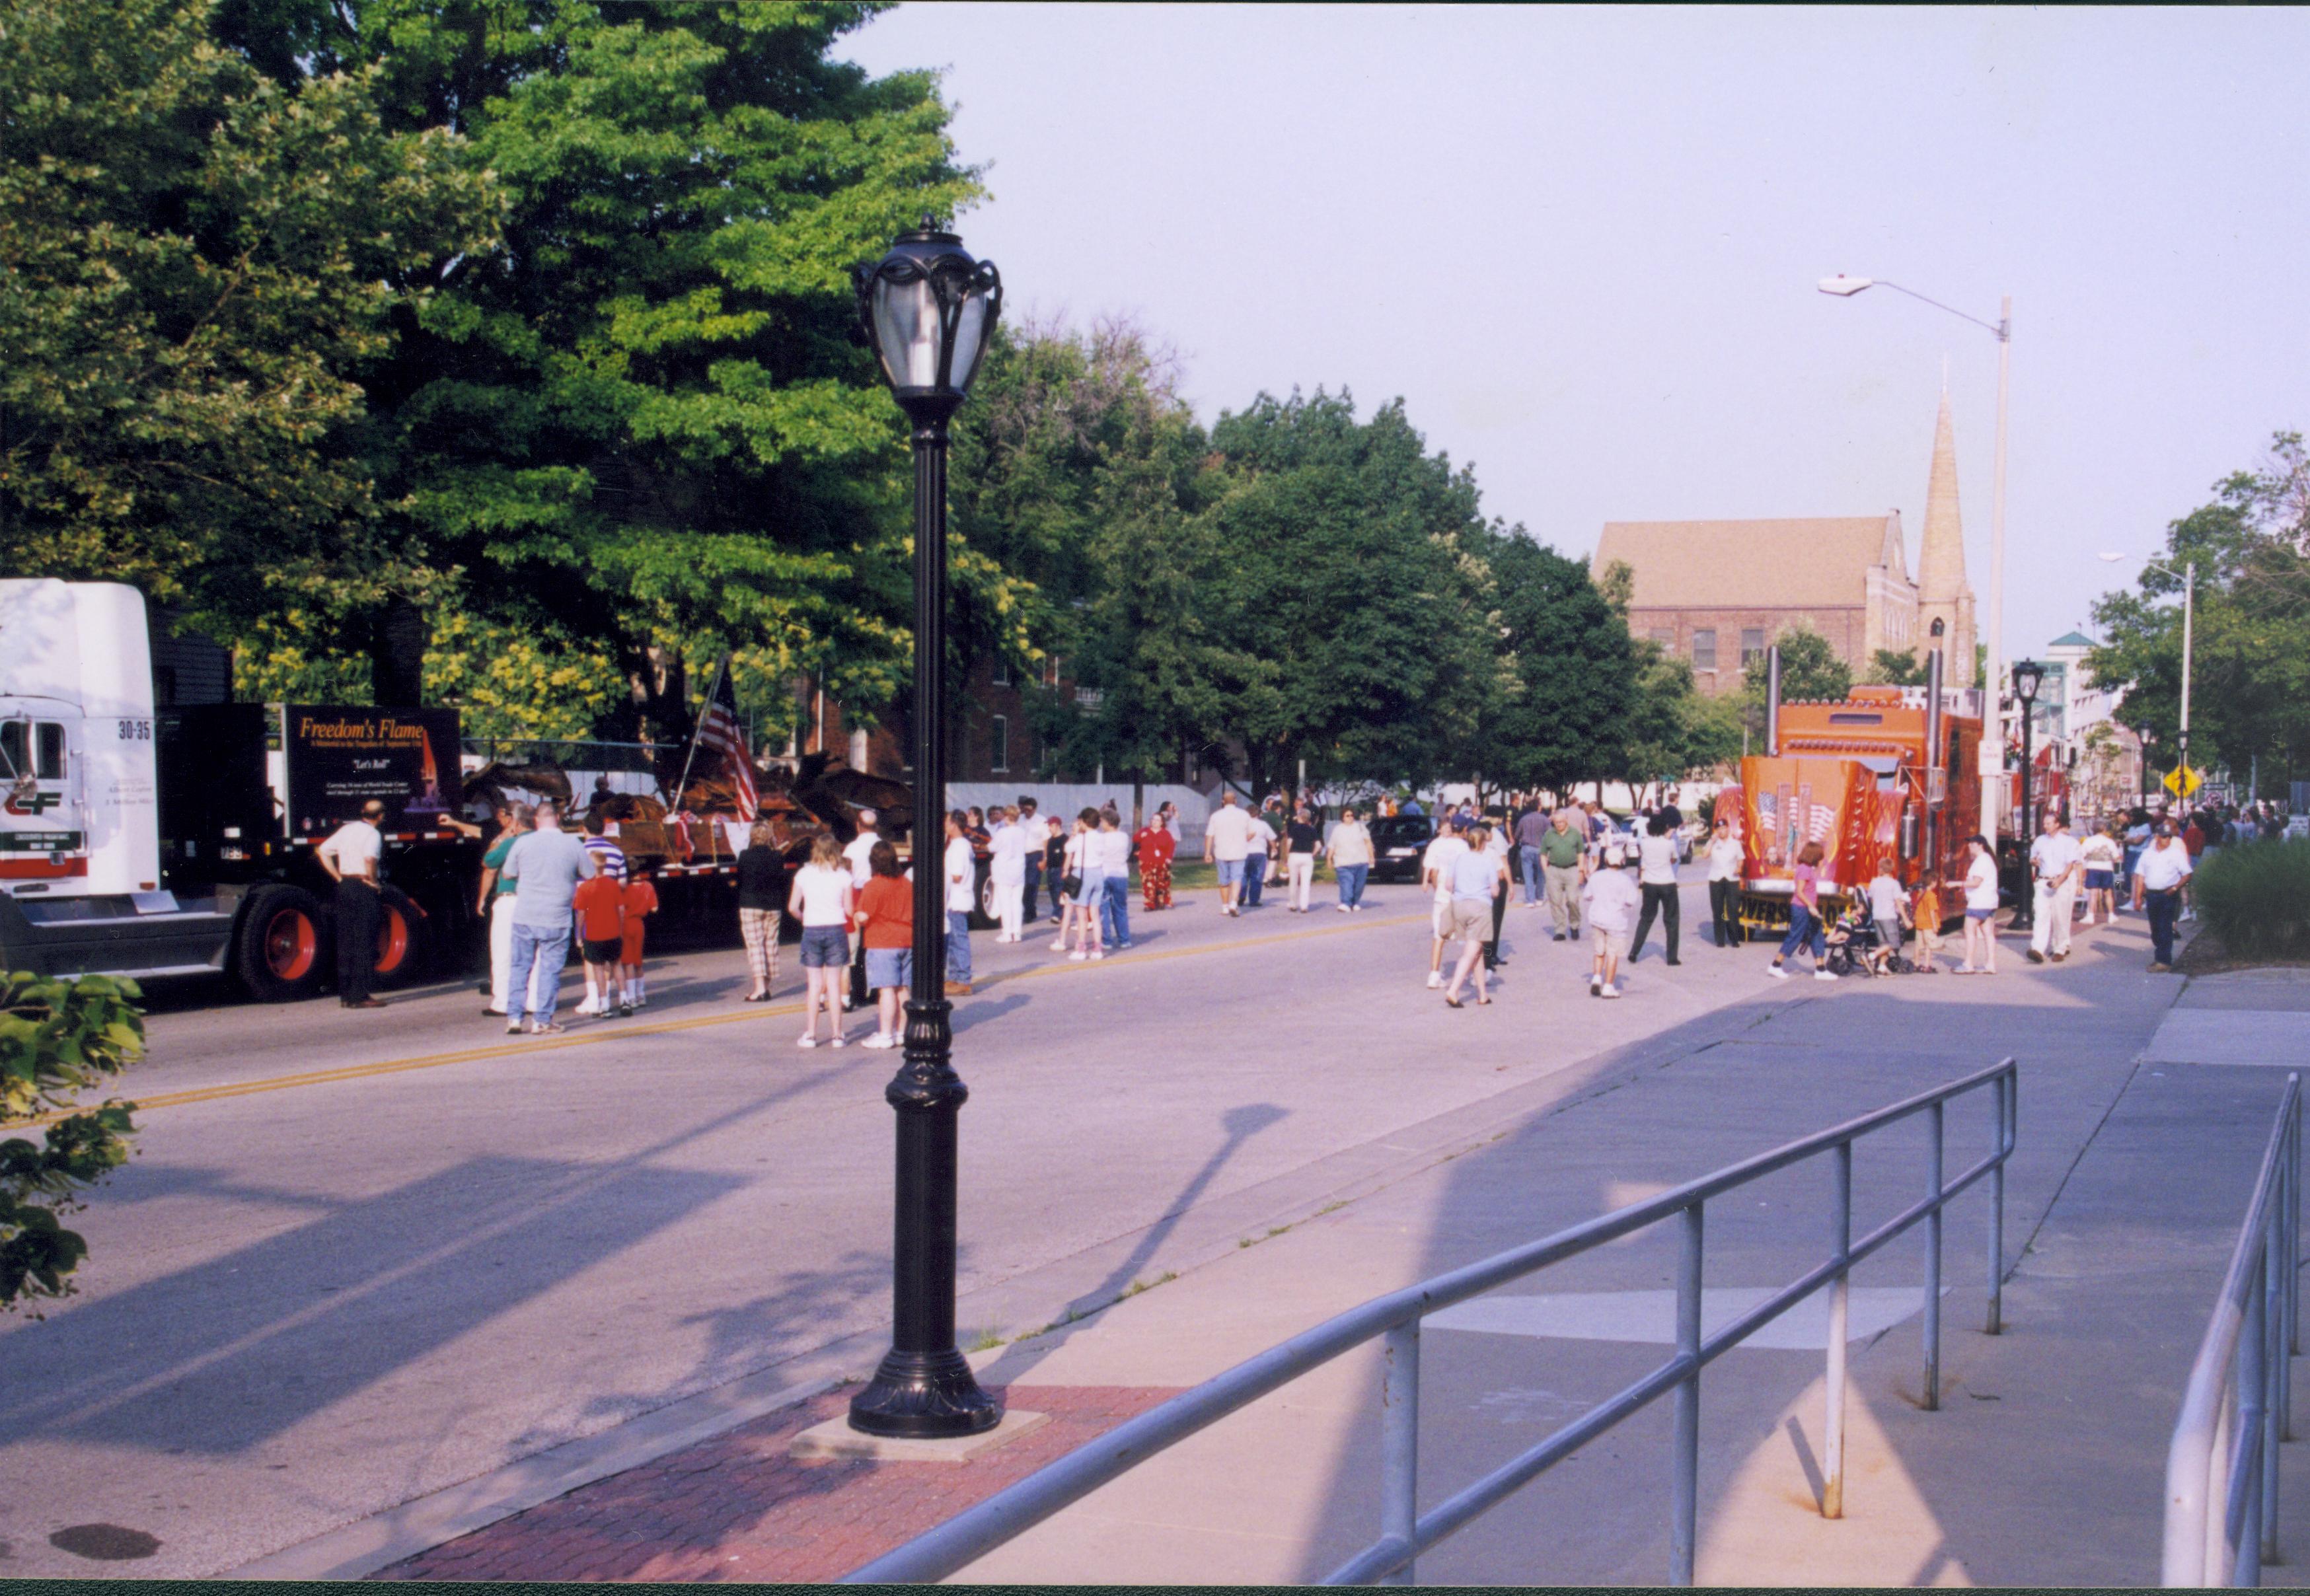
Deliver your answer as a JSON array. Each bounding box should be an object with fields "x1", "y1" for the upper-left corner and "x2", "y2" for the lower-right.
[{"x1": 841, "y1": 4, "x2": 2310, "y2": 658}]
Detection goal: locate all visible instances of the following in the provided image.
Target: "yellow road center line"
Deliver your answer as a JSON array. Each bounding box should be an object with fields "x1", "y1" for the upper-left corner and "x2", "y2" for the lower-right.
[{"x1": 4, "y1": 906, "x2": 1430, "y2": 1127}]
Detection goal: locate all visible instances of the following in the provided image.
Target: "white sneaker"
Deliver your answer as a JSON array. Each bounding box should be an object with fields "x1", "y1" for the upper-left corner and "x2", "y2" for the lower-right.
[
  {"x1": 1814, "y1": 969, "x2": 1839, "y2": 981},
  {"x1": 797, "y1": 1034, "x2": 819, "y2": 1048},
  {"x1": 1600, "y1": 983, "x2": 1621, "y2": 999},
  {"x1": 1426, "y1": 971, "x2": 1443, "y2": 989},
  {"x1": 1589, "y1": 976, "x2": 1602, "y2": 996},
  {"x1": 1766, "y1": 964, "x2": 1789, "y2": 980},
  {"x1": 863, "y1": 1033, "x2": 895, "y2": 1049},
  {"x1": 1050, "y1": 940, "x2": 1068, "y2": 952},
  {"x1": 1068, "y1": 951, "x2": 1087, "y2": 961},
  {"x1": 505, "y1": 1021, "x2": 524, "y2": 1034},
  {"x1": 1337, "y1": 904, "x2": 1351, "y2": 913},
  {"x1": 1090, "y1": 949, "x2": 1105, "y2": 960},
  {"x1": 829, "y1": 1033, "x2": 847, "y2": 1048}
]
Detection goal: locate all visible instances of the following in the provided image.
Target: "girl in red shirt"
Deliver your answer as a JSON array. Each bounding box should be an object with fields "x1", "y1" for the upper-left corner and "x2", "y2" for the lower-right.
[
  {"x1": 1136, "y1": 806, "x2": 1178, "y2": 910},
  {"x1": 852, "y1": 840, "x2": 915, "y2": 1049},
  {"x1": 620, "y1": 864, "x2": 659, "y2": 1010}
]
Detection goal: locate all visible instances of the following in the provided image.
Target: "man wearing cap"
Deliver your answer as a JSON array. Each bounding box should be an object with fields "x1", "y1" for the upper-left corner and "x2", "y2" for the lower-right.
[
  {"x1": 2027, "y1": 810, "x2": 2084, "y2": 964},
  {"x1": 2137, "y1": 820, "x2": 2193, "y2": 972}
]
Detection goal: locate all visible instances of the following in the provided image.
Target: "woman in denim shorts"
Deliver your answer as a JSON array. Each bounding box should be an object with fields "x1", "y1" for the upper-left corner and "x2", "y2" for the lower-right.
[{"x1": 789, "y1": 833, "x2": 855, "y2": 1046}]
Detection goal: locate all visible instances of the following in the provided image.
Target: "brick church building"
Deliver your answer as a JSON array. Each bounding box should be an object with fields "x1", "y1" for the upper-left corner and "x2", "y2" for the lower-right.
[{"x1": 1592, "y1": 390, "x2": 1979, "y2": 696}]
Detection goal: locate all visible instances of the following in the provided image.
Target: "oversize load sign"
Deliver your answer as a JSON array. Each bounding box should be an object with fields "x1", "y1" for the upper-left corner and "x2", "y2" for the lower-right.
[{"x1": 284, "y1": 706, "x2": 463, "y2": 838}]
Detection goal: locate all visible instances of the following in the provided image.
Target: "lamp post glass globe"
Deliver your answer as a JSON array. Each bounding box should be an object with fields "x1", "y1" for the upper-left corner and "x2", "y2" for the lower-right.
[
  {"x1": 2013, "y1": 659, "x2": 2044, "y2": 706},
  {"x1": 846, "y1": 218, "x2": 1003, "y2": 1441}
]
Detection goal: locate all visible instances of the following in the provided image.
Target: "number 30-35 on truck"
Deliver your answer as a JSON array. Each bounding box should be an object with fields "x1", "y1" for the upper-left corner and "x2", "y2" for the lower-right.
[{"x1": 0, "y1": 579, "x2": 484, "y2": 998}]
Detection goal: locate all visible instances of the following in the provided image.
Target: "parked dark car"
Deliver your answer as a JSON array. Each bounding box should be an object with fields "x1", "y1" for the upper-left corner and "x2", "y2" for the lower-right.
[{"x1": 1368, "y1": 813, "x2": 1436, "y2": 882}]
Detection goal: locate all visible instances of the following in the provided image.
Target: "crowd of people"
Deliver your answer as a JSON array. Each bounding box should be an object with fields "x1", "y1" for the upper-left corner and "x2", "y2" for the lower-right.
[{"x1": 426, "y1": 783, "x2": 2291, "y2": 1042}]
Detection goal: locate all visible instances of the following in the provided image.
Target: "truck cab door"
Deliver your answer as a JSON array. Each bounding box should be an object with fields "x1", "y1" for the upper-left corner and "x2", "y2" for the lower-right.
[{"x1": 0, "y1": 715, "x2": 88, "y2": 888}]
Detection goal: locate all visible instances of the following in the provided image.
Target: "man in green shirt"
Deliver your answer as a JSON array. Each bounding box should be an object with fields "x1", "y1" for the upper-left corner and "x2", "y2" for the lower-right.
[{"x1": 1540, "y1": 808, "x2": 1586, "y2": 941}]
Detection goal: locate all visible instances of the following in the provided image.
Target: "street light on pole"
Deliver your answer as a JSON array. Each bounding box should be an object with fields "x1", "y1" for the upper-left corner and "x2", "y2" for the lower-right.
[
  {"x1": 848, "y1": 218, "x2": 1003, "y2": 1439},
  {"x1": 2010, "y1": 659, "x2": 2045, "y2": 930},
  {"x1": 1818, "y1": 275, "x2": 2013, "y2": 844},
  {"x1": 2100, "y1": 551, "x2": 2196, "y2": 795}
]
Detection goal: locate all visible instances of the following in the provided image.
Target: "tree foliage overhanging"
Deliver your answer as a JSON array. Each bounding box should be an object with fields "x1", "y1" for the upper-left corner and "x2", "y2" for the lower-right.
[{"x1": 1, "y1": 0, "x2": 1723, "y2": 785}]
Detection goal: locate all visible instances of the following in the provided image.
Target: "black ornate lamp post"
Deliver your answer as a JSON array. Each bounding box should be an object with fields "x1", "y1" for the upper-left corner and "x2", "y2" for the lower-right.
[
  {"x1": 2011, "y1": 659, "x2": 2044, "y2": 931},
  {"x1": 847, "y1": 219, "x2": 1002, "y2": 1439}
]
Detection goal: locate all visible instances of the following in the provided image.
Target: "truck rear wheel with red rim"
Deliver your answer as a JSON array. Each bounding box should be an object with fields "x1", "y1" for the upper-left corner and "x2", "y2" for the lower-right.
[
  {"x1": 235, "y1": 883, "x2": 330, "y2": 1002},
  {"x1": 371, "y1": 885, "x2": 425, "y2": 988}
]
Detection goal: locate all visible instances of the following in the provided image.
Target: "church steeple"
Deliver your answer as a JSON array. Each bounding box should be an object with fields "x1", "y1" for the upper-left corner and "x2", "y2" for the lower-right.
[{"x1": 1917, "y1": 384, "x2": 1968, "y2": 602}]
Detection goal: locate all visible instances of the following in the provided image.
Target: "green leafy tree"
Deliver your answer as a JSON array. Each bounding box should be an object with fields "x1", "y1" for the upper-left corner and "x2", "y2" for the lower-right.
[
  {"x1": 0, "y1": 0, "x2": 494, "y2": 653},
  {"x1": 1865, "y1": 647, "x2": 1931, "y2": 686},
  {"x1": 1, "y1": 975, "x2": 144, "y2": 1313},
  {"x1": 1740, "y1": 623, "x2": 1852, "y2": 704},
  {"x1": 209, "y1": 0, "x2": 985, "y2": 747},
  {"x1": 1201, "y1": 390, "x2": 1503, "y2": 793},
  {"x1": 1462, "y1": 532, "x2": 1637, "y2": 791},
  {"x1": 2090, "y1": 431, "x2": 2310, "y2": 782},
  {"x1": 1623, "y1": 643, "x2": 1742, "y2": 788}
]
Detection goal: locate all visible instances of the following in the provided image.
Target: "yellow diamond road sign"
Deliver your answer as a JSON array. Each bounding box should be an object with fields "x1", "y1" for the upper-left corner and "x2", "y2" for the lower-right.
[{"x1": 2165, "y1": 764, "x2": 2203, "y2": 799}]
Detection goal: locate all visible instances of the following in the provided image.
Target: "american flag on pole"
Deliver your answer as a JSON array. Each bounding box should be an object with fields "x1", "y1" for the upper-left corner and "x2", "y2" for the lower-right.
[{"x1": 697, "y1": 661, "x2": 758, "y2": 820}]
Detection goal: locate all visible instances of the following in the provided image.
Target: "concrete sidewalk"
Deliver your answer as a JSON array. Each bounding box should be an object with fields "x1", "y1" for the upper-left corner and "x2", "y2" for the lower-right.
[{"x1": 930, "y1": 925, "x2": 2310, "y2": 1585}]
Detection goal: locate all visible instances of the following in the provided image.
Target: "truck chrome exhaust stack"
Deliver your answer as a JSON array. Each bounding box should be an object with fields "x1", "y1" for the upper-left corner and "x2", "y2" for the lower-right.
[{"x1": 1764, "y1": 645, "x2": 1782, "y2": 756}]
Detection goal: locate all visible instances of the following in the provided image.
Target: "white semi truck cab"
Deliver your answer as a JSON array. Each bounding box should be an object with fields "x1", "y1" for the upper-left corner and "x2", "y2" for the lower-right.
[{"x1": 0, "y1": 579, "x2": 479, "y2": 998}]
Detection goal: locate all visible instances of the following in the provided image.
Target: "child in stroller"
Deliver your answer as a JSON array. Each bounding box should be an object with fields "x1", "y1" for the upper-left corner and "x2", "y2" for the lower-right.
[{"x1": 1826, "y1": 901, "x2": 1908, "y2": 976}]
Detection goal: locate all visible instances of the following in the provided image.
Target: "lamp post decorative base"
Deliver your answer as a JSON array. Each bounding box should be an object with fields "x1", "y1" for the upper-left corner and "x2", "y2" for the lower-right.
[{"x1": 848, "y1": 1346, "x2": 1002, "y2": 1438}]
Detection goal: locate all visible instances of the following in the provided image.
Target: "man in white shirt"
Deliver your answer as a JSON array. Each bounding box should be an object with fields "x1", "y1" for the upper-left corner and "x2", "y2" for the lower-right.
[
  {"x1": 988, "y1": 807, "x2": 1029, "y2": 942},
  {"x1": 2027, "y1": 811, "x2": 2085, "y2": 964},
  {"x1": 943, "y1": 810, "x2": 977, "y2": 994},
  {"x1": 2136, "y1": 822, "x2": 2193, "y2": 972},
  {"x1": 841, "y1": 809, "x2": 880, "y2": 1006},
  {"x1": 1421, "y1": 817, "x2": 1470, "y2": 989},
  {"x1": 1095, "y1": 811, "x2": 1135, "y2": 949},
  {"x1": 1203, "y1": 790, "x2": 1255, "y2": 917},
  {"x1": 316, "y1": 799, "x2": 390, "y2": 1009}
]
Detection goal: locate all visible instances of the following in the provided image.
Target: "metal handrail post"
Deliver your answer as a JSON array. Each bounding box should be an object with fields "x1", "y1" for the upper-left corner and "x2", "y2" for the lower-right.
[
  {"x1": 2264, "y1": 1219, "x2": 2284, "y2": 1564},
  {"x1": 1824, "y1": 1141, "x2": 1852, "y2": 1520},
  {"x1": 1671, "y1": 1202, "x2": 1704, "y2": 1585},
  {"x1": 1378, "y1": 1321, "x2": 1419, "y2": 1587},
  {"x1": 1987, "y1": 1073, "x2": 2006, "y2": 1336},
  {"x1": 2238, "y1": 1254, "x2": 2267, "y2": 1584},
  {"x1": 1925, "y1": 1101, "x2": 1945, "y2": 1411}
]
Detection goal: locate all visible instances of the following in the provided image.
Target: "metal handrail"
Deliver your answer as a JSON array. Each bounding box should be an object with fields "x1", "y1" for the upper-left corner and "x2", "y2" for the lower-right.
[
  {"x1": 847, "y1": 1058, "x2": 2019, "y2": 1587},
  {"x1": 2163, "y1": 1073, "x2": 2302, "y2": 1586}
]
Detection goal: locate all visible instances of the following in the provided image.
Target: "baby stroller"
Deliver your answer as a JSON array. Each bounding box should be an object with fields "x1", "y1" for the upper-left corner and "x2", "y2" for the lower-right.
[{"x1": 1825, "y1": 903, "x2": 1912, "y2": 977}]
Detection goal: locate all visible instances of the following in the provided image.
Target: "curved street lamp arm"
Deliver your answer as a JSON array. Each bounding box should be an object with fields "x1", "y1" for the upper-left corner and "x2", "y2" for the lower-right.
[{"x1": 1876, "y1": 280, "x2": 2009, "y2": 341}]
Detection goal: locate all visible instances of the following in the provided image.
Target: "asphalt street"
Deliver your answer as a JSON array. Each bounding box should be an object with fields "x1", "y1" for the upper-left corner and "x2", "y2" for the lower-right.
[{"x1": 0, "y1": 871, "x2": 2198, "y2": 1578}]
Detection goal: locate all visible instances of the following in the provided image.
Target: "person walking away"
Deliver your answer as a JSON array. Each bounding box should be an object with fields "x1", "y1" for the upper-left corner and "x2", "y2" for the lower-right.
[
  {"x1": 317, "y1": 798, "x2": 391, "y2": 1009},
  {"x1": 572, "y1": 863, "x2": 626, "y2": 1017},
  {"x1": 841, "y1": 809, "x2": 881, "y2": 1008},
  {"x1": 1061, "y1": 809, "x2": 1107, "y2": 960},
  {"x1": 789, "y1": 834, "x2": 853, "y2": 1044},
  {"x1": 1767, "y1": 840, "x2": 1836, "y2": 982},
  {"x1": 1053, "y1": 814, "x2": 1092, "y2": 956},
  {"x1": 1242, "y1": 805, "x2": 1278, "y2": 910},
  {"x1": 1911, "y1": 879, "x2": 1945, "y2": 972},
  {"x1": 1096, "y1": 809, "x2": 1135, "y2": 949},
  {"x1": 1866, "y1": 859, "x2": 1910, "y2": 970},
  {"x1": 1043, "y1": 812, "x2": 1068, "y2": 924},
  {"x1": 2079, "y1": 822, "x2": 2122, "y2": 927},
  {"x1": 944, "y1": 809, "x2": 978, "y2": 993},
  {"x1": 1285, "y1": 803, "x2": 1324, "y2": 912},
  {"x1": 501, "y1": 801, "x2": 599, "y2": 1034},
  {"x1": 1018, "y1": 797, "x2": 1045, "y2": 922},
  {"x1": 988, "y1": 806, "x2": 1029, "y2": 942},
  {"x1": 2180, "y1": 812, "x2": 2206, "y2": 922},
  {"x1": 1205, "y1": 790, "x2": 1255, "y2": 917},
  {"x1": 1538, "y1": 809, "x2": 1584, "y2": 942},
  {"x1": 1421, "y1": 816, "x2": 1469, "y2": 989},
  {"x1": 2138, "y1": 821, "x2": 2192, "y2": 972},
  {"x1": 1581, "y1": 843, "x2": 1642, "y2": 998},
  {"x1": 1627, "y1": 812, "x2": 1682, "y2": 965},
  {"x1": 1329, "y1": 805, "x2": 1373, "y2": 911},
  {"x1": 1136, "y1": 804, "x2": 1178, "y2": 910},
  {"x1": 1440, "y1": 823, "x2": 1502, "y2": 1007},
  {"x1": 620, "y1": 860, "x2": 658, "y2": 1010},
  {"x1": 2027, "y1": 811, "x2": 2084, "y2": 964},
  {"x1": 579, "y1": 810, "x2": 628, "y2": 883},
  {"x1": 1481, "y1": 815, "x2": 1513, "y2": 970},
  {"x1": 854, "y1": 840, "x2": 913, "y2": 1048},
  {"x1": 2124, "y1": 807, "x2": 2154, "y2": 911},
  {"x1": 476, "y1": 803, "x2": 532, "y2": 1015},
  {"x1": 1957, "y1": 834, "x2": 1999, "y2": 974},
  {"x1": 1705, "y1": 815, "x2": 1744, "y2": 949},
  {"x1": 735, "y1": 819, "x2": 786, "y2": 1001},
  {"x1": 1514, "y1": 803, "x2": 1549, "y2": 908}
]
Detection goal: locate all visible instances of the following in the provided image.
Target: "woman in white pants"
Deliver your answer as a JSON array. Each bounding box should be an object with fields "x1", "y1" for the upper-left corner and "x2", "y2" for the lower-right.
[
  {"x1": 476, "y1": 804, "x2": 532, "y2": 1015},
  {"x1": 989, "y1": 805, "x2": 1029, "y2": 941},
  {"x1": 1284, "y1": 803, "x2": 1324, "y2": 912}
]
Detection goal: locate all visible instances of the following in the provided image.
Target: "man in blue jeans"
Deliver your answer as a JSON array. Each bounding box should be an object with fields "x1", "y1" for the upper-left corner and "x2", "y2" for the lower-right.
[
  {"x1": 2137, "y1": 822, "x2": 2192, "y2": 972},
  {"x1": 499, "y1": 801, "x2": 599, "y2": 1034},
  {"x1": 1095, "y1": 811, "x2": 1133, "y2": 949},
  {"x1": 1514, "y1": 802, "x2": 1549, "y2": 906},
  {"x1": 942, "y1": 810, "x2": 976, "y2": 994}
]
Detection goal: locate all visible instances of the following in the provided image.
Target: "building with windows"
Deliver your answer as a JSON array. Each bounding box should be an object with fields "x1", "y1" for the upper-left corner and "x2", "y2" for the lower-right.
[{"x1": 1591, "y1": 389, "x2": 1980, "y2": 697}]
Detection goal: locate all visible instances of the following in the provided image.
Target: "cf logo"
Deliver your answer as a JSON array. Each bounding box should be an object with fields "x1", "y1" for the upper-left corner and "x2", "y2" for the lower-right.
[{"x1": 5, "y1": 790, "x2": 61, "y2": 816}]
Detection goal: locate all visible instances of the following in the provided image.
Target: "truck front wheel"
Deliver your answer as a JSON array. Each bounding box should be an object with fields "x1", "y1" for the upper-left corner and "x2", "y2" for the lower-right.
[{"x1": 236, "y1": 884, "x2": 331, "y2": 1002}]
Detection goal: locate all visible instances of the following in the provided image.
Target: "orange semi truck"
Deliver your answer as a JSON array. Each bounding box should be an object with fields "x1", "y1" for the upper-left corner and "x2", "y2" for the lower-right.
[{"x1": 1719, "y1": 649, "x2": 1984, "y2": 936}]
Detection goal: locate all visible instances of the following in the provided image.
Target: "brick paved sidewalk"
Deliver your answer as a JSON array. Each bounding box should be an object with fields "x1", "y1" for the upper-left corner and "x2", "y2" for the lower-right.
[{"x1": 373, "y1": 1385, "x2": 1177, "y2": 1583}]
